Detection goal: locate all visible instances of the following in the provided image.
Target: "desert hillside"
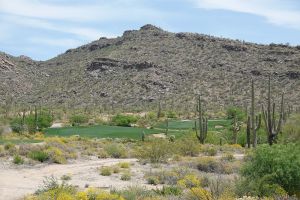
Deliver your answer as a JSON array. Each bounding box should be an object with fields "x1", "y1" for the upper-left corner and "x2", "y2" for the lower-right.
[{"x1": 1, "y1": 24, "x2": 299, "y2": 111}]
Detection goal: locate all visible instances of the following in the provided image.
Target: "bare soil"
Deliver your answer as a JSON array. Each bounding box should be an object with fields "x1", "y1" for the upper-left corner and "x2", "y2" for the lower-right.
[{"x1": 0, "y1": 158, "x2": 156, "y2": 200}]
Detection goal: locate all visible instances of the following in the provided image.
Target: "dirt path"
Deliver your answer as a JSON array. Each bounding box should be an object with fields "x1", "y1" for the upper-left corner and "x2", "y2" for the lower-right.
[{"x1": 0, "y1": 158, "x2": 152, "y2": 200}]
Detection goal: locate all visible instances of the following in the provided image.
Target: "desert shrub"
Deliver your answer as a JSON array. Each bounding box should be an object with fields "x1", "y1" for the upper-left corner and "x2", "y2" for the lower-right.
[
  {"x1": 100, "y1": 166, "x2": 112, "y2": 176},
  {"x1": 184, "y1": 187, "x2": 213, "y2": 200},
  {"x1": 175, "y1": 134, "x2": 200, "y2": 156},
  {"x1": 111, "y1": 114, "x2": 138, "y2": 127},
  {"x1": 205, "y1": 131, "x2": 225, "y2": 145},
  {"x1": 226, "y1": 106, "x2": 245, "y2": 121},
  {"x1": 0, "y1": 146, "x2": 5, "y2": 157},
  {"x1": 147, "y1": 176, "x2": 160, "y2": 185},
  {"x1": 19, "y1": 143, "x2": 46, "y2": 156},
  {"x1": 61, "y1": 174, "x2": 72, "y2": 181},
  {"x1": 112, "y1": 166, "x2": 120, "y2": 173},
  {"x1": 10, "y1": 118, "x2": 23, "y2": 133},
  {"x1": 168, "y1": 135, "x2": 175, "y2": 142},
  {"x1": 280, "y1": 114, "x2": 300, "y2": 144},
  {"x1": 96, "y1": 192, "x2": 124, "y2": 200},
  {"x1": 136, "y1": 139, "x2": 172, "y2": 163},
  {"x1": 221, "y1": 153, "x2": 235, "y2": 161},
  {"x1": 166, "y1": 111, "x2": 177, "y2": 119},
  {"x1": 35, "y1": 176, "x2": 76, "y2": 197},
  {"x1": 28, "y1": 150, "x2": 49, "y2": 162},
  {"x1": 120, "y1": 171, "x2": 131, "y2": 181},
  {"x1": 238, "y1": 144, "x2": 300, "y2": 197},
  {"x1": 46, "y1": 147, "x2": 67, "y2": 164},
  {"x1": 114, "y1": 186, "x2": 157, "y2": 200},
  {"x1": 118, "y1": 162, "x2": 130, "y2": 168},
  {"x1": 69, "y1": 114, "x2": 89, "y2": 126},
  {"x1": 13, "y1": 154, "x2": 24, "y2": 165},
  {"x1": 75, "y1": 191, "x2": 88, "y2": 200},
  {"x1": 155, "y1": 186, "x2": 182, "y2": 196},
  {"x1": 208, "y1": 176, "x2": 235, "y2": 199},
  {"x1": 196, "y1": 157, "x2": 219, "y2": 173},
  {"x1": 4, "y1": 142, "x2": 15, "y2": 150},
  {"x1": 104, "y1": 143, "x2": 127, "y2": 158},
  {"x1": 97, "y1": 149, "x2": 109, "y2": 158},
  {"x1": 177, "y1": 174, "x2": 201, "y2": 189},
  {"x1": 203, "y1": 146, "x2": 217, "y2": 156},
  {"x1": 4, "y1": 143, "x2": 17, "y2": 155}
]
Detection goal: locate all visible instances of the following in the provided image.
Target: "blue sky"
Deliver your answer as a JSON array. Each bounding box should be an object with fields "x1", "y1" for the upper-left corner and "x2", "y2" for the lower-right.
[{"x1": 0, "y1": 0, "x2": 300, "y2": 61}]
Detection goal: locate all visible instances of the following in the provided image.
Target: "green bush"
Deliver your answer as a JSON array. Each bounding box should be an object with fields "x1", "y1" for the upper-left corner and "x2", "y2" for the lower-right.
[
  {"x1": 147, "y1": 176, "x2": 160, "y2": 185},
  {"x1": 155, "y1": 186, "x2": 182, "y2": 196},
  {"x1": 226, "y1": 106, "x2": 245, "y2": 121},
  {"x1": 28, "y1": 150, "x2": 49, "y2": 162},
  {"x1": 176, "y1": 134, "x2": 200, "y2": 156},
  {"x1": 10, "y1": 118, "x2": 23, "y2": 133},
  {"x1": 280, "y1": 114, "x2": 300, "y2": 144},
  {"x1": 100, "y1": 166, "x2": 112, "y2": 176},
  {"x1": 104, "y1": 143, "x2": 127, "y2": 158},
  {"x1": 69, "y1": 114, "x2": 88, "y2": 126},
  {"x1": 118, "y1": 162, "x2": 130, "y2": 168},
  {"x1": 136, "y1": 139, "x2": 172, "y2": 163},
  {"x1": 13, "y1": 154, "x2": 24, "y2": 165},
  {"x1": 4, "y1": 143, "x2": 15, "y2": 150},
  {"x1": 166, "y1": 111, "x2": 177, "y2": 119},
  {"x1": 203, "y1": 146, "x2": 217, "y2": 156},
  {"x1": 239, "y1": 144, "x2": 300, "y2": 197},
  {"x1": 114, "y1": 186, "x2": 157, "y2": 200},
  {"x1": 111, "y1": 114, "x2": 138, "y2": 127},
  {"x1": 120, "y1": 172, "x2": 131, "y2": 181},
  {"x1": 197, "y1": 157, "x2": 219, "y2": 173},
  {"x1": 10, "y1": 111, "x2": 53, "y2": 133}
]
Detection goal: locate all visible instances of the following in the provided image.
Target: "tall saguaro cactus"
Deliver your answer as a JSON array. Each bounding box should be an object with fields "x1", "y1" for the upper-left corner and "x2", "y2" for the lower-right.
[
  {"x1": 246, "y1": 79, "x2": 261, "y2": 148},
  {"x1": 232, "y1": 115, "x2": 241, "y2": 144},
  {"x1": 195, "y1": 95, "x2": 208, "y2": 144},
  {"x1": 261, "y1": 75, "x2": 284, "y2": 145},
  {"x1": 34, "y1": 105, "x2": 38, "y2": 132}
]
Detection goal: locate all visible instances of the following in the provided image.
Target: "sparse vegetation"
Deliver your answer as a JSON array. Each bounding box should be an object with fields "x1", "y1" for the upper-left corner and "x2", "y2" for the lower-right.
[{"x1": 100, "y1": 166, "x2": 112, "y2": 176}]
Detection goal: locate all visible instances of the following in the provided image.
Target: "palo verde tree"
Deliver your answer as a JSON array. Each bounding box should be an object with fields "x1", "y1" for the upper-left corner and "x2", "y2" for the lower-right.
[
  {"x1": 195, "y1": 95, "x2": 208, "y2": 144},
  {"x1": 261, "y1": 75, "x2": 284, "y2": 145}
]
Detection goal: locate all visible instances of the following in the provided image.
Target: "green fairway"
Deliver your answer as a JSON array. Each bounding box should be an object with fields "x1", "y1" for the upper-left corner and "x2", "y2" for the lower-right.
[
  {"x1": 43, "y1": 120, "x2": 231, "y2": 140},
  {"x1": 44, "y1": 125, "x2": 184, "y2": 139},
  {"x1": 155, "y1": 119, "x2": 231, "y2": 131}
]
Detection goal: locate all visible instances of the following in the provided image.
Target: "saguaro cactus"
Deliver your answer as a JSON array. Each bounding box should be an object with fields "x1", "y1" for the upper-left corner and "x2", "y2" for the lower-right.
[
  {"x1": 34, "y1": 105, "x2": 38, "y2": 132},
  {"x1": 195, "y1": 95, "x2": 208, "y2": 144},
  {"x1": 247, "y1": 79, "x2": 261, "y2": 147},
  {"x1": 165, "y1": 118, "x2": 169, "y2": 135},
  {"x1": 232, "y1": 115, "x2": 241, "y2": 144},
  {"x1": 246, "y1": 116, "x2": 251, "y2": 148},
  {"x1": 157, "y1": 98, "x2": 162, "y2": 118},
  {"x1": 261, "y1": 75, "x2": 284, "y2": 145}
]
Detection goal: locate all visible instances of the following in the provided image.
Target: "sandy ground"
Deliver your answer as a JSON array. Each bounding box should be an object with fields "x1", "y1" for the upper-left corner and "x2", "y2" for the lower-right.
[{"x1": 0, "y1": 158, "x2": 155, "y2": 200}]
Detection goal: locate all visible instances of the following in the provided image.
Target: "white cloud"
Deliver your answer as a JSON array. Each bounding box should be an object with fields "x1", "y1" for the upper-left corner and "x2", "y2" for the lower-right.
[
  {"x1": 191, "y1": 0, "x2": 300, "y2": 29},
  {"x1": 0, "y1": 0, "x2": 166, "y2": 22},
  {"x1": 2, "y1": 15, "x2": 115, "y2": 40},
  {"x1": 28, "y1": 37, "x2": 83, "y2": 47}
]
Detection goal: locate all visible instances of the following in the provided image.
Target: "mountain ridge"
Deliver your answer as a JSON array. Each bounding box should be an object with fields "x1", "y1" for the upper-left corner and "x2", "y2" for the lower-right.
[{"x1": 1, "y1": 24, "x2": 299, "y2": 112}]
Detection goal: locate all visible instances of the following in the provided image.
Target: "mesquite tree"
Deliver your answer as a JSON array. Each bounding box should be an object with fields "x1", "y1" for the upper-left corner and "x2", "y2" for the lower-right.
[{"x1": 261, "y1": 75, "x2": 284, "y2": 145}]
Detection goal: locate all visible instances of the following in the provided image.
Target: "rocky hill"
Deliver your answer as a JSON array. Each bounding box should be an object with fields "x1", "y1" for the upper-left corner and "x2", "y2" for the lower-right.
[{"x1": 1, "y1": 24, "x2": 300, "y2": 112}]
